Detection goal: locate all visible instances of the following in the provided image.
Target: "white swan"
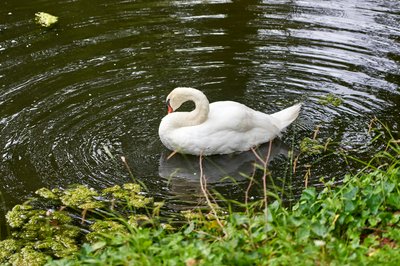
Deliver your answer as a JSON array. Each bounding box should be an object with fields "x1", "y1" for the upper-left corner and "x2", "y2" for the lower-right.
[{"x1": 158, "y1": 87, "x2": 301, "y2": 155}]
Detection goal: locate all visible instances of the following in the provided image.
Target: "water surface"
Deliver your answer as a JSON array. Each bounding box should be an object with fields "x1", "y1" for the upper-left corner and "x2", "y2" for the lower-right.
[{"x1": 1, "y1": 0, "x2": 399, "y2": 237}]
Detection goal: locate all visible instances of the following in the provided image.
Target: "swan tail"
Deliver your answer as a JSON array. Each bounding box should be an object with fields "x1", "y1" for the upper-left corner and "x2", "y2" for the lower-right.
[{"x1": 270, "y1": 103, "x2": 301, "y2": 131}]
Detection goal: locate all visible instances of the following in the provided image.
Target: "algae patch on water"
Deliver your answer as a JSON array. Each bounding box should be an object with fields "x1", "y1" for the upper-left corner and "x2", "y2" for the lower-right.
[
  {"x1": 318, "y1": 93, "x2": 343, "y2": 107},
  {"x1": 35, "y1": 12, "x2": 58, "y2": 27},
  {"x1": 300, "y1": 137, "x2": 326, "y2": 155},
  {"x1": 0, "y1": 183, "x2": 156, "y2": 265}
]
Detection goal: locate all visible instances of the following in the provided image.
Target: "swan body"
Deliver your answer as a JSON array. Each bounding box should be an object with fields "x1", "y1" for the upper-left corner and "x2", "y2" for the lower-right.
[{"x1": 158, "y1": 87, "x2": 301, "y2": 155}]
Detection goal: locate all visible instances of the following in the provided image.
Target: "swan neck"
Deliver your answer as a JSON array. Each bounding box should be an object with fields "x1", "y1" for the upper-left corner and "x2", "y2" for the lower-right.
[{"x1": 188, "y1": 93, "x2": 209, "y2": 125}]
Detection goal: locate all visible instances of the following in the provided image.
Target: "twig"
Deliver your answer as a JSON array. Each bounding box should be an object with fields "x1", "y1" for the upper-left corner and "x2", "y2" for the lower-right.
[
  {"x1": 81, "y1": 208, "x2": 88, "y2": 224},
  {"x1": 167, "y1": 150, "x2": 178, "y2": 160},
  {"x1": 245, "y1": 162, "x2": 257, "y2": 213},
  {"x1": 198, "y1": 154, "x2": 226, "y2": 235},
  {"x1": 121, "y1": 156, "x2": 148, "y2": 190},
  {"x1": 313, "y1": 125, "x2": 321, "y2": 140},
  {"x1": 251, "y1": 140, "x2": 273, "y2": 220}
]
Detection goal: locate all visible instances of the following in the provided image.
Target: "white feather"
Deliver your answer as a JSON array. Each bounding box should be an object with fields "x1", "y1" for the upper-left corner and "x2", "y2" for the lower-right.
[{"x1": 159, "y1": 87, "x2": 301, "y2": 155}]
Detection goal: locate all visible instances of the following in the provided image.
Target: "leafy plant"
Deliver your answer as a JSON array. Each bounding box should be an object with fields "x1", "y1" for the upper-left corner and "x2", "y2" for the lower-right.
[{"x1": 0, "y1": 183, "x2": 155, "y2": 264}]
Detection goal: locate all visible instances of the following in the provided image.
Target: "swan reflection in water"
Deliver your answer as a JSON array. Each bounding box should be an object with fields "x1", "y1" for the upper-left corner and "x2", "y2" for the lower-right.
[{"x1": 158, "y1": 139, "x2": 291, "y2": 208}]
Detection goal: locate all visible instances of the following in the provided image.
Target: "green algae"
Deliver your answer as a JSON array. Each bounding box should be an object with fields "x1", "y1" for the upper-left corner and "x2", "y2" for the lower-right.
[
  {"x1": 9, "y1": 246, "x2": 49, "y2": 266},
  {"x1": 102, "y1": 183, "x2": 153, "y2": 209},
  {"x1": 35, "y1": 12, "x2": 58, "y2": 28},
  {"x1": 86, "y1": 220, "x2": 128, "y2": 243},
  {"x1": 300, "y1": 137, "x2": 326, "y2": 155},
  {"x1": 0, "y1": 182, "x2": 155, "y2": 264},
  {"x1": 1, "y1": 205, "x2": 81, "y2": 264},
  {"x1": 35, "y1": 187, "x2": 59, "y2": 200},
  {"x1": 318, "y1": 93, "x2": 343, "y2": 107},
  {"x1": 61, "y1": 185, "x2": 104, "y2": 209}
]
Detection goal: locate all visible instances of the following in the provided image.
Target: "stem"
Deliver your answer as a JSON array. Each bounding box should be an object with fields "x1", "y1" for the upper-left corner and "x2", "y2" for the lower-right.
[
  {"x1": 199, "y1": 154, "x2": 226, "y2": 235},
  {"x1": 251, "y1": 140, "x2": 273, "y2": 220}
]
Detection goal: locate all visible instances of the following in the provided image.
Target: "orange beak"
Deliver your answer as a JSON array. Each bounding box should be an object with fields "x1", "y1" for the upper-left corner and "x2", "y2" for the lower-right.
[{"x1": 166, "y1": 99, "x2": 173, "y2": 113}]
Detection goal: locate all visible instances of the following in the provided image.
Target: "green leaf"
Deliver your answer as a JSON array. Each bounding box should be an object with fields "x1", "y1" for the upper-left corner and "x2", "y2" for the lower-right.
[
  {"x1": 387, "y1": 194, "x2": 400, "y2": 209},
  {"x1": 311, "y1": 222, "x2": 327, "y2": 237},
  {"x1": 91, "y1": 242, "x2": 106, "y2": 251},
  {"x1": 366, "y1": 194, "x2": 384, "y2": 214},
  {"x1": 296, "y1": 226, "x2": 310, "y2": 241},
  {"x1": 184, "y1": 222, "x2": 194, "y2": 235}
]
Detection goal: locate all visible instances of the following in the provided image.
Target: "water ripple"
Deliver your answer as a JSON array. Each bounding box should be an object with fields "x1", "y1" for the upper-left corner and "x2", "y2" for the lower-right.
[{"x1": 0, "y1": 0, "x2": 399, "y2": 235}]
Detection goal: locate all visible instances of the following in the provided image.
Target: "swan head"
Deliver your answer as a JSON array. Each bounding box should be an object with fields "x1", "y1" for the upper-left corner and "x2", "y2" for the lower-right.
[{"x1": 165, "y1": 87, "x2": 207, "y2": 113}]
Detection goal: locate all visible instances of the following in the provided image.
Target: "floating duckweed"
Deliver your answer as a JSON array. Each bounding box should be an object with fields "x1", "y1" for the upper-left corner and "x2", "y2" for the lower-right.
[
  {"x1": 60, "y1": 185, "x2": 102, "y2": 209},
  {"x1": 50, "y1": 236, "x2": 79, "y2": 258},
  {"x1": 87, "y1": 220, "x2": 128, "y2": 243},
  {"x1": 123, "y1": 183, "x2": 141, "y2": 193},
  {"x1": 318, "y1": 93, "x2": 343, "y2": 107},
  {"x1": 51, "y1": 210, "x2": 73, "y2": 224},
  {"x1": 1, "y1": 182, "x2": 158, "y2": 264},
  {"x1": 300, "y1": 137, "x2": 325, "y2": 155},
  {"x1": 35, "y1": 12, "x2": 58, "y2": 27},
  {"x1": 127, "y1": 195, "x2": 153, "y2": 208},
  {"x1": 2, "y1": 200, "x2": 82, "y2": 263},
  {"x1": 9, "y1": 246, "x2": 49, "y2": 266},
  {"x1": 102, "y1": 185, "x2": 122, "y2": 194},
  {"x1": 102, "y1": 183, "x2": 153, "y2": 208},
  {"x1": 35, "y1": 187, "x2": 58, "y2": 199},
  {"x1": 6, "y1": 204, "x2": 35, "y2": 228},
  {"x1": 0, "y1": 239, "x2": 19, "y2": 263}
]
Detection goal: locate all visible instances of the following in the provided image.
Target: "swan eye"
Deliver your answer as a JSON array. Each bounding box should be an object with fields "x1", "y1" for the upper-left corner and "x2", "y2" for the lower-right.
[{"x1": 166, "y1": 99, "x2": 173, "y2": 113}]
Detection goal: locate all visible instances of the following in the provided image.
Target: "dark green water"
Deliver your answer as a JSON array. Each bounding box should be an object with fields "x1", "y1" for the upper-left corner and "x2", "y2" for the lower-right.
[{"x1": 1, "y1": 0, "x2": 399, "y2": 237}]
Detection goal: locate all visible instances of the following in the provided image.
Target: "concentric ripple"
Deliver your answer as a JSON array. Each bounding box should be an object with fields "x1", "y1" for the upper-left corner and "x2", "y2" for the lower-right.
[{"x1": 0, "y1": 0, "x2": 399, "y2": 236}]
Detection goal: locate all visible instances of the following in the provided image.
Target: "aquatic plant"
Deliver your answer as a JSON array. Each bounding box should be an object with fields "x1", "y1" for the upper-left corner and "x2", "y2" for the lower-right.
[
  {"x1": 2, "y1": 121, "x2": 399, "y2": 265},
  {"x1": 47, "y1": 164, "x2": 400, "y2": 265},
  {"x1": 318, "y1": 93, "x2": 343, "y2": 107},
  {"x1": 46, "y1": 121, "x2": 399, "y2": 265},
  {"x1": 0, "y1": 183, "x2": 154, "y2": 264},
  {"x1": 0, "y1": 204, "x2": 80, "y2": 265},
  {"x1": 35, "y1": 12, "x2": 58, "y2": 27}
]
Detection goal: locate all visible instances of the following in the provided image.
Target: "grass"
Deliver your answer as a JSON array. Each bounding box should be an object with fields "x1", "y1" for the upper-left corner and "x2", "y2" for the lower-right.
[
  {"x1": 50, "y1": 121, "x2": 399, "y2": 266},
  {"x1": 48, "y1": 167, "x2": 400, "y2": 265},
  {"x1": 0, "y1": 120, "x2": 399, "y2": 265}
]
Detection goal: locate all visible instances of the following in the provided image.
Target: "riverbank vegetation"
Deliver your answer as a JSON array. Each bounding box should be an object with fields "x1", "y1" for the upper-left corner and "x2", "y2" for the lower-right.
[{"x1": 0, "y1": 121, "x2": 399, "y2": 265}]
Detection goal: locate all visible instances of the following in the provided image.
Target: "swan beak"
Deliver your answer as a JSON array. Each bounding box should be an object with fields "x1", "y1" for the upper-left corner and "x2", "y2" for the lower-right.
[{"x1": 166, "y1": 99, "x2": 173, "y2": 113}]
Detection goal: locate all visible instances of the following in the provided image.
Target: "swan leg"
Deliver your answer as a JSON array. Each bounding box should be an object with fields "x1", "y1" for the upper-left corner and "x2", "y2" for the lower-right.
[{"x1": 166, "y1": 150, "x2": 178, "y2": 160}]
